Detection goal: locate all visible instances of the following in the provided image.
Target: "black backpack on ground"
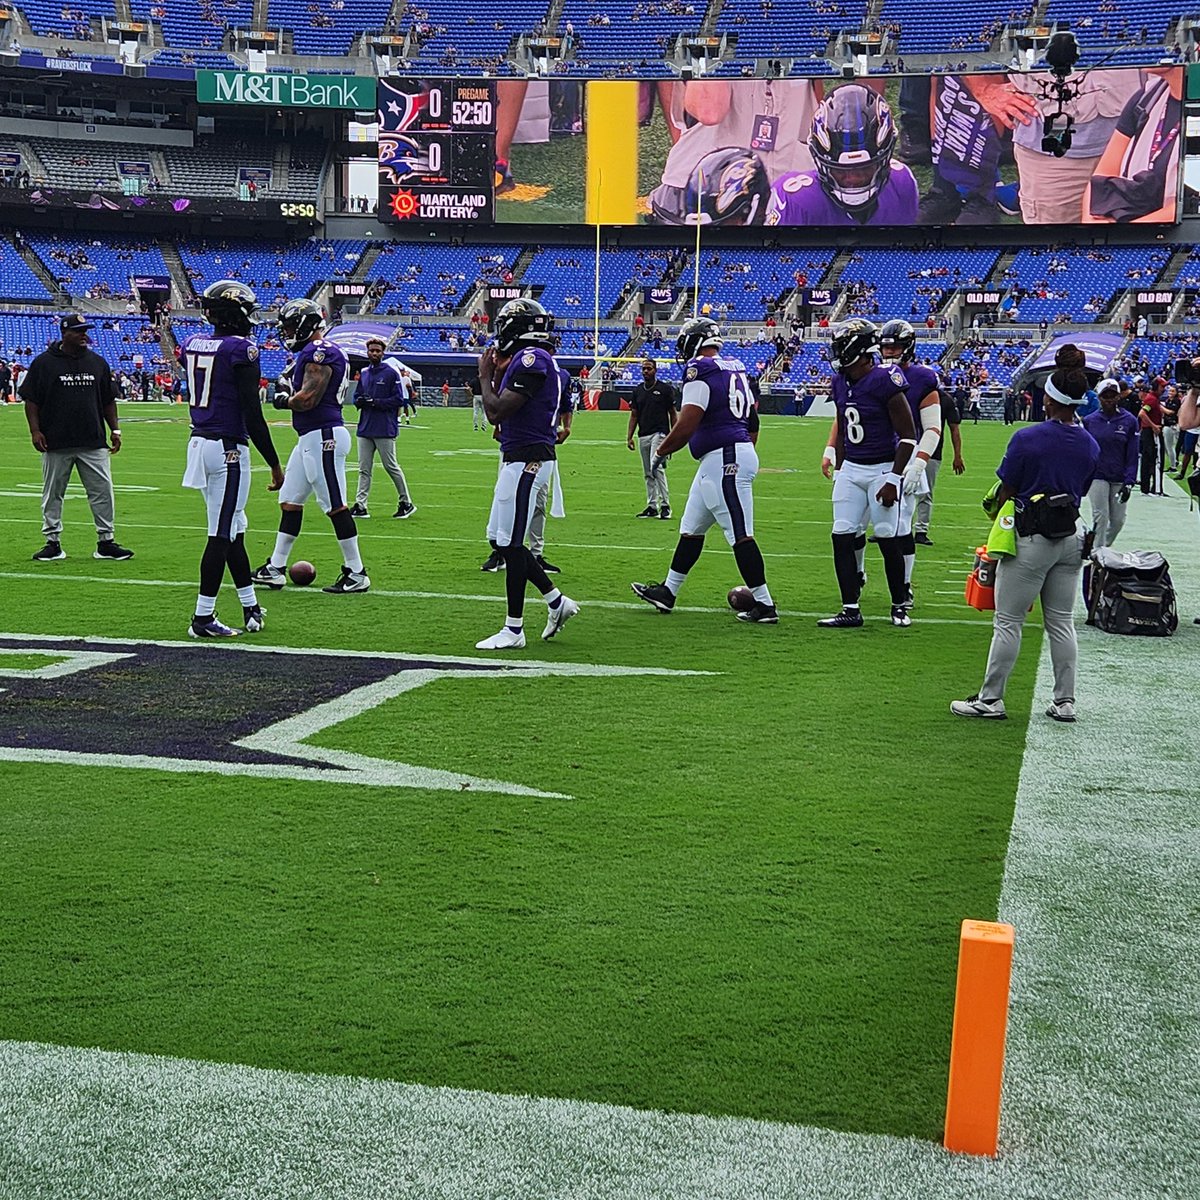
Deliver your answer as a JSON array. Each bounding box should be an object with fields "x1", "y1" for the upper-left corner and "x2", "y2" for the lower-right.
[{"x1": 1085, "y1": 548, "x2": 1178, "y2": 636}]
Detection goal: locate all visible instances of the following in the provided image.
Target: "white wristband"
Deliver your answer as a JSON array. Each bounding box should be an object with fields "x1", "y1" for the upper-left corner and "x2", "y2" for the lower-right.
[
  {"x1": 884, "y1": 472, "x2": 903, "y2": 491},
  {"x1": 822, "y1": 445, "x2": 837, "y2": 465}
]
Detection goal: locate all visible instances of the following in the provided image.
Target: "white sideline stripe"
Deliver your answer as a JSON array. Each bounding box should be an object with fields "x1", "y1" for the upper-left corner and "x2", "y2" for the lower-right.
[
  {"x1": 0, "y1": 571, "x2": 993, "y2": 626},
  {"x1": 1, "y1": 497, "x2": 1194, "y2": 1197}
]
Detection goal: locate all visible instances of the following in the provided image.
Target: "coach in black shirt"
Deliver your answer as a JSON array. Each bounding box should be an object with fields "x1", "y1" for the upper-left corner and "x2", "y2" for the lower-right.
[
  {"x1": 21, "y1": 314, "x2": 133, "y2": 562},
  {"x1": 626, "y1": 357, "x2": 677, "y2": 519}
]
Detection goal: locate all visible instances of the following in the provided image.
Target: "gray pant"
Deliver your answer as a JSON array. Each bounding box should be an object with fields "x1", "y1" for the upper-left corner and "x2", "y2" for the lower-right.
[
  {"x1": 356, "y1": 436, "x2": 410, "y2": 507},
  {"x1": 979, "y1": 532, "x2": 1083, "y2": 704},
  {"x1": 914, "y1": 456, "x2": 942, "y2": 534},
  {"x1": 1087, "y1": 479, "x2": 1128, "y2": 549},
  {"x1": 473, "y1": 398, "x2": 487, "y2": 428},
  {"x1": 529, "y1": 479, "x2": 547, "y2": 555},
  {"x1": 1162, "y1": 425, "x2": 1178, "y2": 470},
  {"x1": 41, "y1": 446, "x2": 115, "y2": 541},
  {"x1": 639, "y1": 432, "x2": 669, "y2": 507}
]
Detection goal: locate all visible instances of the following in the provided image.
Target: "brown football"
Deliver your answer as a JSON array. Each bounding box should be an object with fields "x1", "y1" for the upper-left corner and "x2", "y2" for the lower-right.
[
  {"x1": 727, "y1": 586, "x2": 755, "y2": 612},
  {"x1": 289, "y1": 560, "x2": 317, "y2": 587}
]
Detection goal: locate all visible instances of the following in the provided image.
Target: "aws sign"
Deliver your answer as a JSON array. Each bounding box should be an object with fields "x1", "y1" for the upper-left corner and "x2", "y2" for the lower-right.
[{"x1": 196, "y1": 71, "x2": 375, "y2": 109}]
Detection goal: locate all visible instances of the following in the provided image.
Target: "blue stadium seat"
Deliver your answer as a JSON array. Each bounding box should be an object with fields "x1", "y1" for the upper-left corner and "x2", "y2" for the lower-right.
[
  {"x1": 27, "y1": 235, "x2": 169, "y2": 299},
  {"x1": 0, "y1": 243, "x2": 53, "y2": 303}
]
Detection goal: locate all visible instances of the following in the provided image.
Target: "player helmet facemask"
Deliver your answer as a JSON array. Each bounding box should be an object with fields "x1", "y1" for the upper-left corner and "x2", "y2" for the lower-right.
[
  {"x1": 830, "y1": 318, "x2": 881, "y2": 373},
  {"x1": 684, "y1": 147, "x2": 770, "y2": 227},
  {"x1": 201, "y1": 279, "x2": 258, "y2": 336},
  {"x1": 676, "y1": 316, "x2": 724, "y2": 363},
  {"x1": 879, "y1": 319, "x2": 917, "y2": 363},
  {"x1": 494, "y1": 298, "x2": 555, "y2": 355},
  {"x1": 278, "y1": 298, "x2": 326, "y2": 352},
  {"x1": 809, "y1": 84, "x2": 898, "y2": 219}
]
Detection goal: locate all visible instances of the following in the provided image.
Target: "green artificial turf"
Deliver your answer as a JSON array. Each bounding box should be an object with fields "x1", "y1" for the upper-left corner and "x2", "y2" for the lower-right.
[{"x1": 0, "y1": 405, "x2": 1036, "y2": 1139}]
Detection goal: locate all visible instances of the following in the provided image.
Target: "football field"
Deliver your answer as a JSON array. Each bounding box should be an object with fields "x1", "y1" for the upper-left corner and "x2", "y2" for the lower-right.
[{"x1": 0, "y1": 403, "x2": 1195, "y2": 1198}]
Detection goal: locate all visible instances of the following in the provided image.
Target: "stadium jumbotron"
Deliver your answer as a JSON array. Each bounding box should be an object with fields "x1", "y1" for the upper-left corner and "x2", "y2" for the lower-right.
[{"x1": 0, "y1": 2, "x2": 1197, "y2": 1198}]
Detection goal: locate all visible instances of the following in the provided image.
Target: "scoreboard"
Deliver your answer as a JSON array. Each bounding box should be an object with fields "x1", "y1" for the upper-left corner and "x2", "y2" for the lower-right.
[{"x1": 377, "y1": 79, "x2": 497, "y2": 224}]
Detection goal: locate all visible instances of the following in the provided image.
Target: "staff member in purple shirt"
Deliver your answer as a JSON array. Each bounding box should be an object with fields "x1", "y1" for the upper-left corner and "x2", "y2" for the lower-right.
[
  {"x1": 349, "y1": 338, "x2": 416, "y2": 520},
  {"x1": 1081, "y1": 379, "x2": 1138, "y2": 548},
  {"x1": 952, "y1": 367, "x2": 1100, "y2": 724}
]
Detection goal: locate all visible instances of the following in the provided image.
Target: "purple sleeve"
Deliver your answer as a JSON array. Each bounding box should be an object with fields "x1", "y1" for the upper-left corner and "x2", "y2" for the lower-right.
[{"x1": 997, "y1": 434, "x2": 1027, "y2": 491}]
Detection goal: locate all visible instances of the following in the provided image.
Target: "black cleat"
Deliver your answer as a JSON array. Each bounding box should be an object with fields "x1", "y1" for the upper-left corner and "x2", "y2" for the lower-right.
[
  {"x1": 251, "y1": 561, "x2": 286, "y2": 590},
  {"x1": 631, "y1": 581, "x2": 675, "y2": 612},
  {"x1": 242, "y1": 604, "x2": 266, "y2": 633},
  {"x1": 94, "y1": 539, "x2": 134, "y2": 560},
  {"x1": 480, "y1": 550, "x2": 505, "y2": 572},
  {"x1": 817, "y1": 607, "x2": 864, "y2": 629},
  {"x1": 189, "y1": 614, "x2": 240, "y2": 639},
  {"x1": 322, "y1": 566, "x2": 371, "y2": 593},
  {"x1": 891, "y1": 605, "x2": 912, "y2": 627},
  {"x1": 635, "y1": 505, "x2": 658, "y2": 518},
  {"x1": 32, "y1": 540, "x2": 66, "y2": 561},
  {"x1": 534, "y1": 554, "x2": 560, "y2": 574},
  {"x1": 394, "y1": 500, "x2": 417, "y2": 519},
  {"x1": 349, "y1": 503, "x2": 370, "y2": 518},
  {"x1": 658, "y1": 505, "x2": 672, "y2": 519},
  {"x1": 902, "y1": 584, "x2": 914, "y2": 611},
  {"x1": 914, "y1": 531, "x2": 933, "y2": 546},
  {"x1": 736, "y1": 602, "x2": 778, "y2": 624}
]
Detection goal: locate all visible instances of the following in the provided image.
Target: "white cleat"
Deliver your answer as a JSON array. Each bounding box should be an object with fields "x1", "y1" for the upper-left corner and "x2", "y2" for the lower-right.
[
  {"x1": 475, "y1": 627, "x2": 526, "y2": 650},
  {"x1": 542, "y1": 596, "x2": 580, "y2": 640}
]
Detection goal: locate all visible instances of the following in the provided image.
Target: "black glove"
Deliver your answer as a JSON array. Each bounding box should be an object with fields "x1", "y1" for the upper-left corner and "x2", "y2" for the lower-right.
[
  {"x1": 1118, "y1": 485, "x2": 1132, "y2": 504},
  {"x1": 272, "y1": 373, "x2": 293, "y2": 410}
]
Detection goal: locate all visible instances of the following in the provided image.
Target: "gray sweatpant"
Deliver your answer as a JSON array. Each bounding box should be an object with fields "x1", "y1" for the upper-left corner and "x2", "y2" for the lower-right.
[
  {"x1": 914, "y1": 456, "x2": 942, "y2": 534},
  {"x1": 41, "y1": 446, "x2": 115, "y2": 541},
  {"x1": 356, "y1": 436, "x2": 410, "y2": 507},
  {"x1": 979, "y1": 532, "x2": 1083, "y2": 704},
  {"x1": 529, "y1": 479, "x2": 547, "y2": 555},
  {"x1": 639, "y1": 432, "x2": 669, "y2": 507},
  {"x1": 1087, "y1": 479, "x2": 1128, "y2": 549}
]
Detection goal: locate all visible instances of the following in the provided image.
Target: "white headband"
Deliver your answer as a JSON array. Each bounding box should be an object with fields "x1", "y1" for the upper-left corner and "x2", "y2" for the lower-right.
[{"x1": 1045, "y1": 377, "x2": 1085, "y2": 406}]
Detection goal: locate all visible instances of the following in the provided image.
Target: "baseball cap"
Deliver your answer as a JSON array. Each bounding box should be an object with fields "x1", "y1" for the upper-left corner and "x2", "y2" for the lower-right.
[
  {"x1": 1096, "y1": 379, "x2": 1120, "y2": 396},
  {"x1": 60, "y1": 314, "x2": 94, "y2": 333}
]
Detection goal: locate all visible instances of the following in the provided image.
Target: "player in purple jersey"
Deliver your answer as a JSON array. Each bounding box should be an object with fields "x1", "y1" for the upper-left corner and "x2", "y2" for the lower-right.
[
  {"x1": 630, "y1": 316, "x2": 777, "y2": 623},
  {"x1": 766, "y1": 85, "x2": 918, "y2": 227},
  {"x1": 817, "y1": 318, "x2": 916, "y2": 629},
  {"x1": 180, "y1": 280, "x2": 284, "y2": 639},
  {"x1": 251, "y1": 298, "x2": 370, "y2": 595},
  {"x1": 880, "y1": 319, "x2": 943, "y2": 612},
  {"x1": 475, "y1": 299, "x2": 579, "y2": 650}
]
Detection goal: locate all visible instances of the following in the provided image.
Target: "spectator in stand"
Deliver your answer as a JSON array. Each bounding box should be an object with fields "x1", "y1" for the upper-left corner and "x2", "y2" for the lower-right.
[{"x1": 1082, "y1": 379, "x2": 1138, "y2": 547}]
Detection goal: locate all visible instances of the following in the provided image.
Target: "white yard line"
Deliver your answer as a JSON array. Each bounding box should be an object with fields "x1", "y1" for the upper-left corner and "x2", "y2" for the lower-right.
[
  {"x1": 0, "y1": 569, "x2": 992, "y2": 626},
  {"x1": 0, "y1": 490, "x2": 1195, "y2": 1199}
]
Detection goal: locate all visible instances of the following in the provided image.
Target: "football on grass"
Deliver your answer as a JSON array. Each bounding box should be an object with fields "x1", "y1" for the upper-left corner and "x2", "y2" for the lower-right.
[
  {"x1": 727, "y1": 586, "x2": 754, "y2": 612},
  {"x1": 289, "y1": 560, "x2": 317, "y2": 586}
]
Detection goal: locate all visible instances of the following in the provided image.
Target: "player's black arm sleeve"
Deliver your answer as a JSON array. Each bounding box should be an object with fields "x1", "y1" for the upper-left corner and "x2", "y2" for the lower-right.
[{"x1": 235, "y1": 363, "x2": 280, "y2": 469}]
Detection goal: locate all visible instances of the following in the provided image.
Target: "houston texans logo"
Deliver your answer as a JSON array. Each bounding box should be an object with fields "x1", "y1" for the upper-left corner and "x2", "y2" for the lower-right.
[{"x1": 378, "y1": 83, "x2": 429, "y2": 133}]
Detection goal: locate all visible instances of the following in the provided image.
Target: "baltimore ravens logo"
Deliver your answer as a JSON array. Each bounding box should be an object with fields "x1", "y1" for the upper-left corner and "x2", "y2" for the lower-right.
[
  {"x1": 889, "y1": 367, "x2": 906, "y2": 388},
  {"x1": 521, "y1": 349, "x2": 537, "y2": 367},
  {"x1": 247, "y1": 345, "x2": 259, "y2": 361},
  {"x1": 716, "y1": 159, "x2": 756, "y2": 217},
  {"x1": 0, "y1": 635, "x2": 711, "y2": 797},
  {"x1": 313, "y1": 349, "x2": 326, "y2": 363},
  {"x1": 686, "y1": 366, "x2": 698, "y2": 380}
]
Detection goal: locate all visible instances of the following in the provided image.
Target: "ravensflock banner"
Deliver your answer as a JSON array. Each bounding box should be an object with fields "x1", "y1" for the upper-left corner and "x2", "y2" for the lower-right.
[{"x1": 196, "y1": 71, "x2": 375, "y2": 109}]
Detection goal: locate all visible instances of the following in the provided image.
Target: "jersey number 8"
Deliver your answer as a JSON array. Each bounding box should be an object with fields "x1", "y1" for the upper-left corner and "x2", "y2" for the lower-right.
[{"x1": 843, "y1": 405, "x2": 864, "y2": 445}]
